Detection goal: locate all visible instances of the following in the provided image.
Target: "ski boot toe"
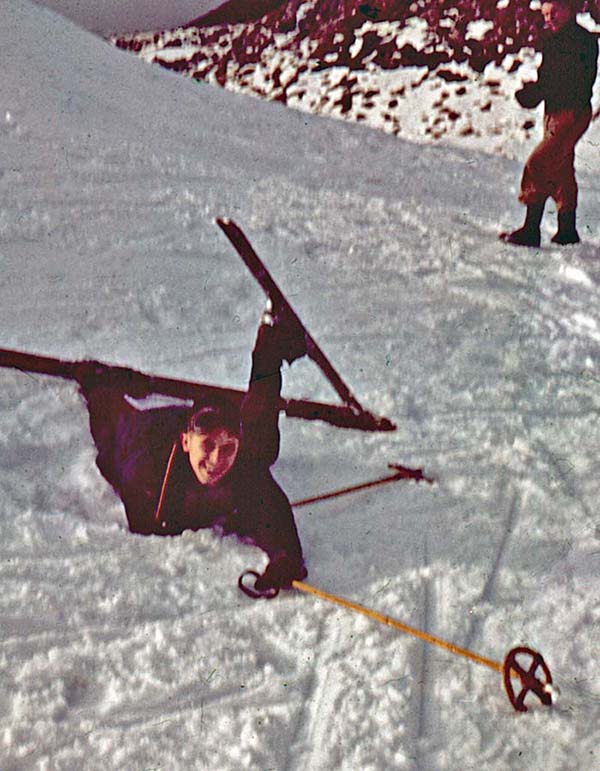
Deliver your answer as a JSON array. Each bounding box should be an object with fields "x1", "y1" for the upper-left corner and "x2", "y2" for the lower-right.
[{"x1": 499, "y1": 227, "x2": 541, "y2": 248}]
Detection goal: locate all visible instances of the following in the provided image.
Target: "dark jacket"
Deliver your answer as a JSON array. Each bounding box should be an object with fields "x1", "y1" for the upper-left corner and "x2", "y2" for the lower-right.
[
  {"x1": 80, "y1": 328, "x2": 306, "y2": 586},
  {"x1": 517, "y1": 21, "x2": 598, "y2": 113}
]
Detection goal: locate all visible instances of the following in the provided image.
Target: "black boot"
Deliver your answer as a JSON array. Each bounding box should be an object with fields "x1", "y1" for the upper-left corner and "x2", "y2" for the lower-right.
[
  {"x1": 257, "y1": 299, "x2": 308, "y2": 365},
  {"x1": 551, "y1": 210, "x2": 580, "y2": 245},
  {"x1": 500, "y1": 202, "x2": 545, "y2": 247}
]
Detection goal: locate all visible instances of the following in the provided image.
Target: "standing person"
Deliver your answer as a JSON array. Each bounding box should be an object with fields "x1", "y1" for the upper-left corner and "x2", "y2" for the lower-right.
[
  {"x1": 76, "y1": 304, "x2": 309, "y2": 596},
  {"x1": 501, "y1": 0, "x2": 598, "y2": 247}
]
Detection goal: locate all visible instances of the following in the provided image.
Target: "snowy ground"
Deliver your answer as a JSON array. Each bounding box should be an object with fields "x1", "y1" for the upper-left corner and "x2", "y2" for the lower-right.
[{"x1": 1, "y1": 2, "x2": 600, "y2": 769}]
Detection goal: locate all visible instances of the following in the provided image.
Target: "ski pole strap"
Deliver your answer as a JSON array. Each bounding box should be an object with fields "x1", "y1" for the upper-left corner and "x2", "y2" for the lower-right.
[{"x1": 238, "y1": 570, "x2": 279, "y2": 600}]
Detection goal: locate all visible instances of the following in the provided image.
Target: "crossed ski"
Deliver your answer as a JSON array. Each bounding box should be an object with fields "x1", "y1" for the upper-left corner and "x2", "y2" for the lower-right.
[
  {"x1": 0, "y1": 220, "x2": 394, "y2": 433},
  {"x1": 217, "y1": 217, "x2": 391, "y2": 429}
]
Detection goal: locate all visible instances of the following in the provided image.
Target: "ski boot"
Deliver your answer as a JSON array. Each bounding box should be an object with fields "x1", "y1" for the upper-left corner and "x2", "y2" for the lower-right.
[
  {"x1": 260, "y1": 298, "x2": 308, "y2": 365},
  {"x1": 500, "y1": 203, "x2": 545, "y2": 248},
  {"x1": 551, "y1": 210, "x2": 580, "y2": 245}
]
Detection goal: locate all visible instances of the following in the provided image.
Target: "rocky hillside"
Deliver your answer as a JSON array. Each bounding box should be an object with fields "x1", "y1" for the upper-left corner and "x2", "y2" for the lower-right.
[{"x1": 112, "y1": 1, "x2": 600, "y2": 154}]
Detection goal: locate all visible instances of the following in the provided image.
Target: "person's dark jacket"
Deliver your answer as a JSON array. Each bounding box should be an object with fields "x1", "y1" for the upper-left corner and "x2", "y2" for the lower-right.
[
  {"x1": 516, "y1": 21, "x2": 598, "y2": 113},
  {"x1": 79, "y1": 325, "x2": 306, "y2": 589}
]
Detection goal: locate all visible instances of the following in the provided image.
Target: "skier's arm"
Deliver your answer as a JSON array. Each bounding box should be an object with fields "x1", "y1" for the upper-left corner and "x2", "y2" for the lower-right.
[
  {"x1": 78, "y1": 378, "x2": 136, "y2": 487},
  {"x1": 76, "y1": 360, "x2": 154, "y2": 400},
  {"x1": 120, "y1": 492, "x2": 158, "y2": 535},
  {"x1": 515, "y1": 44, "x2": 549, "y2": 109},
  {"x1": 581, "y1": 35, "x2": 599, "y2": 101},
  {"x1": 240, "y1": 323, "x2": 285, "y2": 468},
  {"x1": 235, "y1": 471, "x2": 307, "y2": 591},
  {"x1": 78, "y1": 368, "x2": 173, "y2": 534},
  {"x1": 253, "y1": 511, "x2": 307, "y2": 591},
  {"x1": 232, "y1": 461, "x2": 307, "y2": 591}
]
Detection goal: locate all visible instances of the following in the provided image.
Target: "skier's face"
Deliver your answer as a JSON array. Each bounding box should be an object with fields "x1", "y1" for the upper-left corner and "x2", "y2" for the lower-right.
[
  {"x1": 541, "y1": 1, "x2": 573, "y2": 33},
  {"x1": 181, "y1": 428, "x2": 240, "y2": 486}
]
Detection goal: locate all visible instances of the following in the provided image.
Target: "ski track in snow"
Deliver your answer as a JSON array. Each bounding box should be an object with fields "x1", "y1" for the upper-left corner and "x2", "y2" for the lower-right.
[{"x1": 1, "y1": 2, "x2": 600, "y2": 770}]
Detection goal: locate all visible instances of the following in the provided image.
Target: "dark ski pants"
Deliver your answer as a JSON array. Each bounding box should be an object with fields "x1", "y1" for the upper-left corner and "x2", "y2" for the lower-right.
[{"x1": 519, "y1": 106, "x2": 591, "y2": 213}]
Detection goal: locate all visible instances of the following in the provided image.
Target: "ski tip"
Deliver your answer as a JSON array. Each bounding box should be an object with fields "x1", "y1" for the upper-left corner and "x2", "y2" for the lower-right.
[
  {"x1": 376, "y1": 416, "x2": 397, "y2": 432},
  {"x1": 216, "y1": 216, "x2": 232, "y2": 228},
  {"x1": 388, "y1": 463, "x2": 435, "y2": 484},
  {"x1": 354, "y1": 412, "x2": 396, "y2": 432}
]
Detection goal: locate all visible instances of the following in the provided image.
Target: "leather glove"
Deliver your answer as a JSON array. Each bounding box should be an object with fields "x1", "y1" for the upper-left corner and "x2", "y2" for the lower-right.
[
  {"x1": 254, "y1": 555, "x2": 307, "y2": 592},
  {"x1": 516, "y1": 82, "x2": 543, "y2": 109}
]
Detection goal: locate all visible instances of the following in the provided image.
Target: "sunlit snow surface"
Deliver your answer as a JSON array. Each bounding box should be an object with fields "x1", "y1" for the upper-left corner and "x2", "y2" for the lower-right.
[{"x1": 1, "y1": 2, "x2": 600, "y2": 769}]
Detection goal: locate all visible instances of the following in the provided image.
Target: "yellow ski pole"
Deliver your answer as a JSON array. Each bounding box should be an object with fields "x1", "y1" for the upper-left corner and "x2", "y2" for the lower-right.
[
  {"x1": 292, "y1": 580, "x2": 501, "y2": 672},
  {"x1": 290, "y1": 580, "x2": 554, "y2": 713}
]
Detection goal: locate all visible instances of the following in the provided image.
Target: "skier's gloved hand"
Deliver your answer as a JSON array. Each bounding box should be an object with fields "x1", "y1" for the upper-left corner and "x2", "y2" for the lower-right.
[
  {"x1": 516, "y1": 82, "x2": 543, "y2": 109},
  {"x1": 255, "y1": 305, "x2": 308, "y2": 367},
  {"x1": 254, "y1": 555, "x2": 307, "y2": 592}
]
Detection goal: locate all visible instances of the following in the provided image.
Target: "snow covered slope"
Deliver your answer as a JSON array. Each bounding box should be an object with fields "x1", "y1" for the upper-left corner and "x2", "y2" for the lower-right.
[{"x1": 1, "y1": 1, "x2": 599, "y2": 769}]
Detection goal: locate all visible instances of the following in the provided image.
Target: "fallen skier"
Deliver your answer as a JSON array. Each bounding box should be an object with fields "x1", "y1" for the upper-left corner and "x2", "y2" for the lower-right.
[
  {"x1": 76, "y1": 303, "x2": 308, "y2": 595},
  {"x1": 0, "y1": 220, "x2": 394, "y2": 597}
]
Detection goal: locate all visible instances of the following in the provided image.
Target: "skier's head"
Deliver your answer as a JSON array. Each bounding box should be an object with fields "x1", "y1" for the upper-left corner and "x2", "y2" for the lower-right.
[
  {"x1": 181, "y1": 398, "x2": 241, "y2": 486},
  {"x1": 541, "y1": 0, "x2": 576, "y2": 33}
]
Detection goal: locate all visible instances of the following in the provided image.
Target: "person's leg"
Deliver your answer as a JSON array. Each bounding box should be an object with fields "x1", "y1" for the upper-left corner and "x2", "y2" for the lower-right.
[
  {"x1": 551, "y1": 107, "x2": 592, "y2": 244},
  {"x1": 240, "y1": 305, "x2": 307, "y2": 467},
  {"x1": 503, "y1": 109, "x2": 591, "y2": 247},
  {"x1": 551, "y1": 147, "x2": 580, "y2": 244},
  {"x1": 552, "y1": 209, "x2": 580, "y2": 245},
  {"x1": 501, "y1": 114, "x2": 556, "y2": 247},
  {"x1": 518, "y1": 113, "x2": 559, "y2": 209},
  {"x1": 501, "y1": 201, "x2": 545, "y2": 247}
]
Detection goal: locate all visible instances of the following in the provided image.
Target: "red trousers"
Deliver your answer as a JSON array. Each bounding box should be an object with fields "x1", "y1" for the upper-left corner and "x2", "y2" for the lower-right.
[{"x1": 519, "y1": 106, "x2": 592, "y2": 213}]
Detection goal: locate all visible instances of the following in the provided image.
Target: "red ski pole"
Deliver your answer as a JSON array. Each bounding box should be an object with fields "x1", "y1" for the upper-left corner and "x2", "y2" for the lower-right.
[{"x1": 292, "y1": 463, "x2": 434, "y2": 508}]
